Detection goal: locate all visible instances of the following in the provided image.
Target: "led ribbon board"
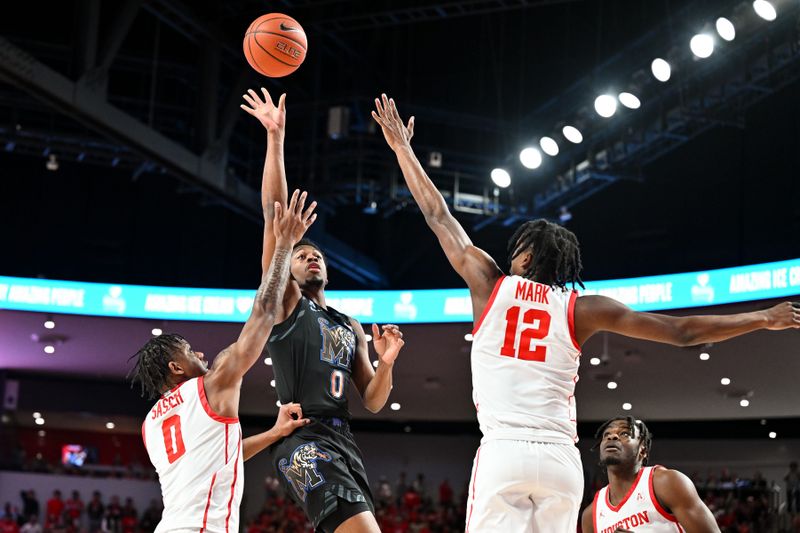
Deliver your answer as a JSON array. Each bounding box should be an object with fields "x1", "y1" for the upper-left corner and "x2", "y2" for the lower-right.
[{"x1": 1, "y1": 258, "x2": 798, "y2": 323}]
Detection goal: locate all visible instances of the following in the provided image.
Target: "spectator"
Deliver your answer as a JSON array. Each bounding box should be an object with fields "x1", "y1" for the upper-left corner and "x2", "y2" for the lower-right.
[
  {"x1": 412, "y1": 473, "x2": 427, "y2": 501},
  {"x1": 102, "y1": 496, "x2": 122, "y2": 533},
  {"x1": 376, "y1": 476, "x2": 393, "y2": 506},
  {"x1": 1, "y1": 505, "x2": 19, "y2": 525},
  {"x1": 18, "y1": 517, "x2": 40, "y2": 533},
  {"x1": 438, "y1": 479, "x2": 453, "y2": 507},
  {"x1": 138, "y1": 500, "x2": 161, "y2": 533},
  {"x1": 85, "y1": 493, "x2": 103, "y2": 533},
  {"x1": 395, "y1": 472, "x2": 408, "y2": 505},
  {"x1": 63, "y1": 492, "x2": 83, "y2": 532},
  {"x1": 18, "y1": 492, "x2": 38, "y2": 525},
  {"x1": 786, "y1": 461, "x2": 800, "y2": 514},
  {"x1": 44, "y1": 491, "x2": 64, "y2": 531},
  {"x1": 120, "y1": 499, "x2": 136, "y2": 533},
  {"x1": 0, "y1": 514, "x2": 19, "y2": 533}
]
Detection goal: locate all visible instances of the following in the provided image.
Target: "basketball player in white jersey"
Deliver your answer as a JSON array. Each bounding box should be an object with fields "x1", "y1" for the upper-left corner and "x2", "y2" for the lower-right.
[
  {"x1": 129, "y1": 190, "x2": 317, "y2": 533},
  {"x1": 583, "y1": 417, "x2": 718, "y2": 533},
  {"x1": 372, "y1": 94, "x2": 800, "y2": 532}
]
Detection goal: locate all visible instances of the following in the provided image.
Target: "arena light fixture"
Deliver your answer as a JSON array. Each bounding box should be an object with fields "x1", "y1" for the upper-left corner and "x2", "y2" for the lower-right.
[
  {"x1": 464, "y1": 333, "x2": 474, "y2": 342},
  {"x1": 562, "y1": 125, "x2": 583, "y2": 144},
  {"x1": 690, "y1": 34, "x2": 715, "y2": 59},
  {"x1": 364, "y1": 334, "x2": 372, "y2": 342},
  {"x1": 607, "y1": 381, "x2": 618, "y2": 390},
  {"x1": 740, "y1": 398, "x2": 750, "y2": 407},
  {"x1": 372, "y1": 360, "x2": 379, "y2": 368},
  {"x1": 622, "y1": 403, "x2": 632, "y2": 411},
  {"x1": 589, "y1": 357, "x2": 601, "y2": 366},
  {"x1": 106, "y1": 422, "x2": 115, "y2": 430},
  {"x1": 699, "y1": 352, "x2": 710, "y2": 361},
  {"x1": 35, "y1": 417, "x2": 45, "y2": 426},
  {"x1": 491, "y1": 168, "x2": 512, "y2": 188},
  {"x1": 269, "y1": 380, "x2": 276, "y2": 388},
  {"x1": 651, "y1": 58, "x2": 671, "y2": 82},
  {"x1": 264, "y1": 357, "x2": 273, "y2": 366},
  {"x1": 753, "y1": 0, "x2": 777, "y2": 21},
  {"x1": 44, "y1": 345, "x2": 55, "y2": 354},
  {"x1": 390, "y1": 403, "x2": 401, "y2": 411},
  {"x1": 618, "y1": 92, "x2": 641, "y2": 109},
  {"x1": 594, "y1": 95, "x2": 617, "y2": 118},
  {"x1": 715, "y1": 17, "x2": 736, "y2": 41},
  {"x1": 151, "y1": 328, "x2": 162, "y2": 336},
  {"x1": 519, "y1": 148, "x2": 542, "y2": 170},
  {"x1": 275, "y1": 401, "x2": 281, "y2": 407},
  {"x1": 539, "y1": 137, "x2": 559, "y2": 156},
  {"x1": 769, "y1": 431, "x2": 777, "y2": 439},
  {"x1": 720, "y1": 377, "x2": 731, "y2": 385},
  {"x1": 44, "y1": 319, "x2": 55, "y2": 329},
  {"x1": 33, "y1": 412, "x2": 41, "y2": 419}
]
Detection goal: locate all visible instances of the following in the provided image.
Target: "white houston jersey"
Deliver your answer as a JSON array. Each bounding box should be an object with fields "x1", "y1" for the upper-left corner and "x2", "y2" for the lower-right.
[
  {"x1": 593, "y1": 466, "x2": 685, "y2": 533},
  {"x1": 471, "y1": 275, "x2": 581, "y2": 444},
  {"x1": 142, "y1": 376, "x2": 243, "y2": 533}
]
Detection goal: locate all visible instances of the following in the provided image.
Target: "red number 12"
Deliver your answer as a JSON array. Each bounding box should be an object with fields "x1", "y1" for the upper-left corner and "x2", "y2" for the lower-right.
[{"x1": 500, "y1": 306, "x2": 551, "y2": 362}]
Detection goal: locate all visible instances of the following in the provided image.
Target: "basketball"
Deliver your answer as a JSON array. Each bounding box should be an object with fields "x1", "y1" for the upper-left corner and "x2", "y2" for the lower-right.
[{"x1": 243, "y1": 14, "x2": 307, "y2": 78}]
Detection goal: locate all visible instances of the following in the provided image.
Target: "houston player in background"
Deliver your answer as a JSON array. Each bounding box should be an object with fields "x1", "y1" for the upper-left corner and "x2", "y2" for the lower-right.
[
  {"x1": 129, "y1": 190, "x2": 316, "y2": 533},
  {"x1": 372, "y1": 93, "x2": 799, "y2": 532},
  {"x1": 583, "y1": 417, "x2": 719, "y2": 533}
]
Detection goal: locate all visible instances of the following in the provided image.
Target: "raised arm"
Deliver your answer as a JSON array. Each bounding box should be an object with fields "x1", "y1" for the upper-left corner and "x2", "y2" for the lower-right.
[
  {"x1": 652, "y1": 468, "x2": 720, "y2": 533},
  {"x1": 351, "y1": 322, "x2": 405, "y2": 413},
  {"x1": 575, "y1": 296, "x2": 799, "y2": 347},
  {"x1": 204, "y1": 190, "x2": 317, "y2": 417},
  {"x1": 372, "y1": 95, "x2": 502, "y2": 312}
]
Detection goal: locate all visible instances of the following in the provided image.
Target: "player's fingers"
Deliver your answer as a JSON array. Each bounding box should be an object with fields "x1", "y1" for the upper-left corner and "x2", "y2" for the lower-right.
[
  {"x1": 302, "y1": 200, "x2": 317, "y2": 222},
  {"x1": 273, "y1": 202, "x2": 283, "y2": 222},
  {"x1": 305, "y1": 213, "x2": 318, "y2": 228},
  {"x1": 239, "y1": 104, "x2": 256, "y2": 115},
  {"x1": 242, "y1": 93, "x2": 257, "y2": 108},
  {"x1": 295, "y1": 190, "x2": 308, "y2": 215},
  {"x1": 371, "y1": 323, "x2": 381, "y2": 339},
  {"x1": 370, "y1": 110, "x2": 384, "y2": 125},
  {"x1": 407, "y1": 116, "x2": 415, "y2": 137},
  {"x1": 278, "y1": 92, "x2": 286, "y2": 111},
  {"x1": 259, "y1": 87, "x2": 275, "y2": 107},
  {"x1": 287, "y1": 189, "x2": 300, "y2": 213},
  {"x1": 292, "y1": 418, "x2": 311, "y2": 428},
  {"x1": 247, "y1": 88, "x2": 262, "y2": 104}
]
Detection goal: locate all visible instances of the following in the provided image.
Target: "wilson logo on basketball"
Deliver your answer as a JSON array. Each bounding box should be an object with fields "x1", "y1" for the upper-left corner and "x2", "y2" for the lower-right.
[{"x1": 276, "y1": 41, "x2": 302, "y2": 59}]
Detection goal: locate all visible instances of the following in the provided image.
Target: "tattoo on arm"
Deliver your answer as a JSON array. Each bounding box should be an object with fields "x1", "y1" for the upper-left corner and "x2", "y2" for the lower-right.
[{"x1": 256, "y1": 247, "x2": 291, "y2": 314}]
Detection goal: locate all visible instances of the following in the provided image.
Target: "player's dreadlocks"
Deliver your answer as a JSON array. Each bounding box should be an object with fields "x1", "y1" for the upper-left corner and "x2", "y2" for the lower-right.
[
  {"x1": 593, "y1": 416, "x2": 653, "y2": 466},
  {"x1": 507, "y1": 219, "x2": 585, "y2": 290},
  {"x1": 128, "y1": 333, "x2": 186, "y2": 400}
]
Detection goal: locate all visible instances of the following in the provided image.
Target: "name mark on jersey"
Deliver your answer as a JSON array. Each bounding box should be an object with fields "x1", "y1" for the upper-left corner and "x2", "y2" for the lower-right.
[
  {"x1": 515, "y1": 280, "x2": 550, "y2": 305},
  {"x1": 318, "y1": 317, "x2": 355, "y2": 369},
  {"x1": 601, "y1": 510, "x2": 650, "y2": 533},
  {"x1": 150, "y1": 389, "x2": 185, "y2": 420}
]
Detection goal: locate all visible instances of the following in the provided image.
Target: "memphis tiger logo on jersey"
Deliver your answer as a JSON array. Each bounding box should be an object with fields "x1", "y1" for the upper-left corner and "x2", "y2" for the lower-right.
[
  {"x1": 279, "y1": 442, "x2": 332, "y2": 501},
  {"x1": 317, "y1": 317, "x2": 355, "y2": 368}
]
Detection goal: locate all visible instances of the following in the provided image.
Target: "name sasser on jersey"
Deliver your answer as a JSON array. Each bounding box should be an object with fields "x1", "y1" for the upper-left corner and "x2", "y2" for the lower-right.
[{"x1": 150, "y1": 387, "x2": 184, "y2": 420}]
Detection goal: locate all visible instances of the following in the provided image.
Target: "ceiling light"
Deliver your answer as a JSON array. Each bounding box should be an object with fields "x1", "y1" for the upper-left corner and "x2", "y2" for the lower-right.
[
  {"x1": 720, "y1": 377, "x2": 731, "y2": 385},
  {"x1": 491, "y1": 168, "x2": 511, "y2": 188},
  {"x1": 651, "y1": 58, "x2": 671, "y2": 82},
  {"x1": 35, "y1": 418, "x2": 45, "y2": 426},
  {"x1": 151, "y1": 328, "x2": 162, "y2": 336},
  {"x1": 607, "y1": 381, "x2": 618, "y2": 390},
  {"x1": 540, "y1": 137, "x2": 559, "y2": 156},
  {"x1": 44, "y1": 345, "x2": 55, "y2": 354},
  {"x1": 33, "y1": 412, "x2": 41, "y2": 419},
  {"x1": 589, "y1": 357, "x2": 601, "y2": 366},
  {"x1": 699, "y1": 352, "x2": 710, "y2": 361},
  {"x1": 594, "y1": 95, "x2": 617, "y2": 118},
  {"x1": 618, "y1": 92, "x2": 641, "y2": 109},
  {"x1": 372, "y1": 360, "x2": 379, "y2": 368},
  {"x1": 740, "y1": 398, "x2": 750, "y2": 407},
  {"x1": 390, "y1": 403, "x2": 401, "y2": 411},
  {"x1": 690, "y1": 34, "x2": 715, "y2": 59},
  {"x1": 715, "y1": 17, "x2": 735, "y2": 41},
  {"x1": 44, "y1": 319, "x2": 55, "y2": 329},
  {"x1": 519, "y1": 148, "x2": 542, "y2": 170},
  {"x1": 270, "y1": 380, "x2": 276, "y2": 388},
  {"x1": 264, "y1": 357, "x2": 272, "y2": 366},
  {"x1": 562, "y1": 125, "x2": 583, "y2": 144},
  {"x1": 769, "y1": 431, "x2": 777, "y2": 439},
  {"x1": 753, "y1": 0, "x2": 777, "y2": 21},
  {"x1": 464, "y1": 333, "x2": 474, "y2": 342},
  {"x1": 105, "y1": 422, "x2": 115, "y2": 430},
  {"x1": 622, "y1": 402, "x2": 632, "y2": 411}
]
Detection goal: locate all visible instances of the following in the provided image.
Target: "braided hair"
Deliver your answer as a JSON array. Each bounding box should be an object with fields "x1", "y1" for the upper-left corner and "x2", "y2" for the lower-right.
[
  {"x1": 128, "y1": 333, "x2": 187, "y2": 400},
  {"x1": 507, "y1": 219, "x2": 584, "y2": 290},
  {"x1": 594, "y1": 416, "x2": 653, "y2": 466}
]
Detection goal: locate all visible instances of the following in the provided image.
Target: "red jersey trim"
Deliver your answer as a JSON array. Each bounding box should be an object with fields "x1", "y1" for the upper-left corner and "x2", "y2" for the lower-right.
[
  {"x1": 605, "y1": 466, "x2": 646, "y2": 512},
  {"x1": 592, "y1": 490, "x2": 600, "y2": 533},
  {"x1": 568, "y1": 290, "x2": 581, "y2": 351},
  {"x1": 648, "y1": 466, "x2": 680, "y2": 524},
  {"x1": 198, "y1": 376, "x2": 239, "y2": 424},
  {"x1": 465, "y1": 445, "x2": 482, "y2": 533},
  {"x1": 224, "y1": 428, "x2": 242, "y2": 533},
  {"x1": 199, "y1": 472, "x2": 217, "y2": 533},
  {"x1": 472, "y1": 275, "x2": 506, "y2": 336}
]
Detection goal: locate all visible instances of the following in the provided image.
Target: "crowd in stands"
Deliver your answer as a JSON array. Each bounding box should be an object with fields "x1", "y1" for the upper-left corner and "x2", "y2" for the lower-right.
[{"x1": 0, "y1": 491, "x2": 162, "y2": 533}]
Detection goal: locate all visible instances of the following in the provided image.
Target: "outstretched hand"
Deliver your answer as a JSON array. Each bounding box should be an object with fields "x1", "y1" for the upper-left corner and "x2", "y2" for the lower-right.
[
  {"x1": 240, "y1": 87, "x2": 286, "y2": 134},
  {"x1": 371, "y1": 93, "x2": 414, "y2": 152},
  {"x1": 763, "y1": 301, "x2": 800, "y2": 330},
  {"x1": 273, "y1": 402, "x2": 310, "y2": 437},
  {"x1": 273, "y1": 189, "x2": 317, "y2": 247},
  {"x1": 371, "y1": 323, "x2": 405, "y2": 366}
]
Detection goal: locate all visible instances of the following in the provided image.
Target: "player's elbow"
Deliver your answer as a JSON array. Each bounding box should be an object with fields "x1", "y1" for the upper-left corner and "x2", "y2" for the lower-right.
[{"x1": 671, "y1": 319, "x2": 699, "y2": 347}]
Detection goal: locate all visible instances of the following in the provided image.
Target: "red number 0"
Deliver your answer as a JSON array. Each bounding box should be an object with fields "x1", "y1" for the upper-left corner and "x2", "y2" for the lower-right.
[
  {"x1": 500, "y1": 306, "x2": 552, "y2": 362},
  {"x1": 161, "y1": 414, "x2": 186, "y2": 464}
]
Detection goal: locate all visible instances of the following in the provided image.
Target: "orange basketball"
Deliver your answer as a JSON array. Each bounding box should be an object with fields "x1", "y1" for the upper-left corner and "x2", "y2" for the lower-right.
[{"x1": 243, "y1": 14, "x2": 307, "y2": 78}]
